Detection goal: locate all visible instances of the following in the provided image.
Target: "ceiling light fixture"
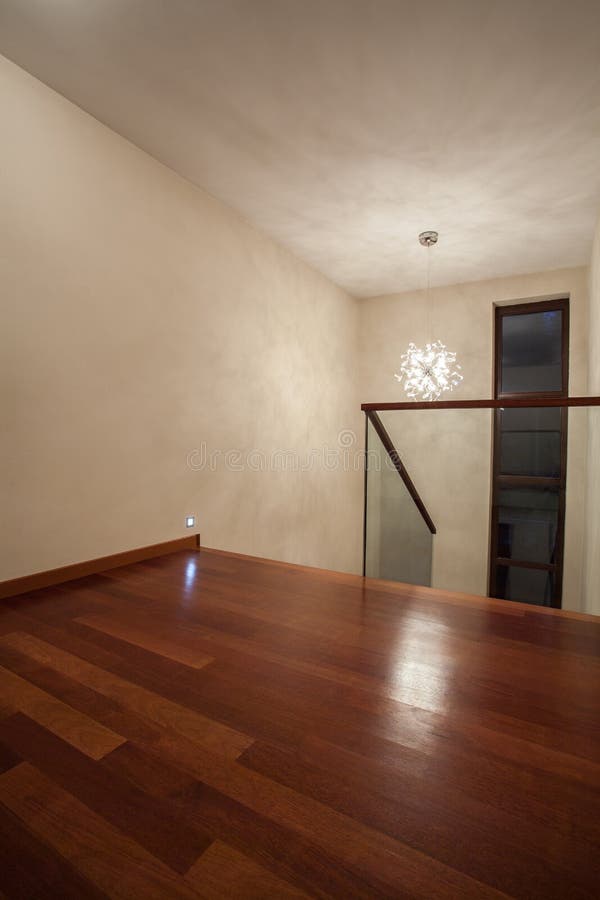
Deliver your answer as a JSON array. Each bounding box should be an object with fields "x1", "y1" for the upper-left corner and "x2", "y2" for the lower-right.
[{"x1": 394, "y1": 231, "x2": 463, "y2": 401}]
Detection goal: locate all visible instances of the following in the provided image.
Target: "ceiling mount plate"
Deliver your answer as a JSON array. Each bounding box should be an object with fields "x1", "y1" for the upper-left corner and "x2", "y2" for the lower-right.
[{"x1": 419, "y1": 230, "x2": 439, "y2": 247}]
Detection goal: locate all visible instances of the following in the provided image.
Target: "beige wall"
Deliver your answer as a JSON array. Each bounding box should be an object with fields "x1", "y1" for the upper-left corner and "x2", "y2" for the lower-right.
[
  {"x1": 1, "y1": 53, "x2": 595, "y2": 609},
  {"x1": 359, "y1": 268, "x2": 589, "y2": 610},
  {"x1": 0, "y1": 56, "x2": 364, "y2": 581},
  {"x1": 583, "y1": 214, "x2": 600, "y2": 615}
]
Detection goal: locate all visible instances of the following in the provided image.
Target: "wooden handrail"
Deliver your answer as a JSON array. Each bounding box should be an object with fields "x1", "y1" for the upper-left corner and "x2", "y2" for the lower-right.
[
  {"x1": 366, "y1": 410, "x2": 436, "y2": 535},
  {"x1": 362, "y1": 396, "x2": 600, "y2": 411}
]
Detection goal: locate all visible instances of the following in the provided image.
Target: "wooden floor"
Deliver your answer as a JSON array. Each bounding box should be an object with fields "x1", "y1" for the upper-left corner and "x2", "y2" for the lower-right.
[{"x1": 0, "y1": 548, "x2": 599, "y2": 899}]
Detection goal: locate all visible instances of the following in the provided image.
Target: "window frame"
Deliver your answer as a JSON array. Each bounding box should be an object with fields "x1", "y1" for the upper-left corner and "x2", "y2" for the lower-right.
[{"x1": 494, "y1": 297, "x2": 570, "y2": 400}]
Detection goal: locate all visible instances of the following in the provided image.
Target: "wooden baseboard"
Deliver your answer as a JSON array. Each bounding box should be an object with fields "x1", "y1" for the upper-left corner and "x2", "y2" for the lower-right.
[{"x1": 0, "y1": 534, "x2": 200, "y2": 600}]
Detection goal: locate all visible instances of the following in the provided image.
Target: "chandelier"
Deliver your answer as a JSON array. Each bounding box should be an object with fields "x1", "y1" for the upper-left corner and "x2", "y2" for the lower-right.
[
  {"x1": 394, "y1": 232, "x2": 463, "y2": 401},
  {"x1": 396, "y1": 340, "x2": 462, "y2": 401}
]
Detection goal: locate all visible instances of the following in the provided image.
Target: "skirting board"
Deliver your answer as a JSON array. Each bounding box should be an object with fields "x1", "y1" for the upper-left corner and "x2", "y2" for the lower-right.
[{"x1": 0, "y1": 534, "x2": 200, "y2": 600}]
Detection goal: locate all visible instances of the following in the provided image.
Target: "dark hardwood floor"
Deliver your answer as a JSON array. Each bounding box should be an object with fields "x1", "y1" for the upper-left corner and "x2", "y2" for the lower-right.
[{"x1": 0, "y1": 547, "x2": 599, "y2": 898}]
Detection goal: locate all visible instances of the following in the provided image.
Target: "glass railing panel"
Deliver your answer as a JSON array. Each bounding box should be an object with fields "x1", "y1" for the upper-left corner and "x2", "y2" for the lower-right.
[
  {"x1": 581, "y1": 405, "x2": 600, "y2": 616},
  {"x1": 363, "y1": 402, "x2": 599, "y2": 615},
  {"x1": 364, "y1": 416, "x2": 432, "y2": 586},
  {"x1": 378, "y1": 407, "x2": 493, "y2": 597}
]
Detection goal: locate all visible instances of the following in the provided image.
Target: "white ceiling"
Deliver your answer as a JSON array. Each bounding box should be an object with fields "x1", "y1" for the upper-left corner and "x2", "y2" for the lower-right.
[{"x1": 1, "y1": 0, "x2": 600, "y2": 297}]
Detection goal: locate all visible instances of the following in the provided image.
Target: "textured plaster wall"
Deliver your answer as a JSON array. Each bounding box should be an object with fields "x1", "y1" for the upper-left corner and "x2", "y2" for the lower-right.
[
  {"x1": 359, "y1": 268, "x2": 589, "y2": 610},
  {"x1": 0, "y1": 56, "x2": 363, "y2": 581}
]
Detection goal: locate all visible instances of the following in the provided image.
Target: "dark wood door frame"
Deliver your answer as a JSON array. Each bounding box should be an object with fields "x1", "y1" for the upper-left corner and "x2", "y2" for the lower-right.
[{"x1": 489, "y1": 297, "x2": 569, "y2": 607}]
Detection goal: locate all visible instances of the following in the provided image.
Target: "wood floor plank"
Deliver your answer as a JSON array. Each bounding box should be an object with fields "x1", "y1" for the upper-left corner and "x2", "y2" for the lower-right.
[
  {"x1": 0, "y1": 702, "x2": 16, "y2": 721},
  {"x1": 0, "y1": 663, "x2": 124, "y2": 760},
  {"x1": 186, "y1": 840, "x2": 310, "y2": 899},
  {"x1": 0, "y1": 632, "x2": 252, "y2": 760},
  {"x1": 141, "y1": 731, "x2": 507, "y2": 899},
  {"x1": 101, "y1": 740, "x2": 199, "y2": 800},
  {"x1": 13, "y1": 613, "x2": 207, "y2": 699},
  {"x1": 0, "y1": 640, "x2": 169, "y2": 746},
  {"x1": 96, "y1": 729, "x2": 506, "y2": 899},
  {"x1": 0, "y1": 805, "x2": 107, "y2": 900},
  {"x1": 194, "y1": 659, "x2": 599, "y2": 833},
  {"x1": 75, "y1": 614, "x2": 214, "y2": 670},
  {"x1": 0, "y1": 763, "x2": 202, "y2": 900},
  {"x1": 0, "y1": 713, "x2": 212, "y2": 875},
  {"x1": 87, "y1": 738, "x2": 386, "y2": 899},
  {"x1": 0, "y1": 741, "x2": 20, "y2": 777},
  {"x1": 0, "y1": 547, "x2": 598, "y2": 898},
  {"x1": 102, "y1": 643, "x2": 598, "y2": 846},
  {"x1": 78, "y1": 604, "x2": 600, "y2": 764},
  {"x1": 238, "y1": 738, "x2": 597, "y2": 900},
  {"x1": 168, "y1": 595, "x2": 598, "y2": 721}
]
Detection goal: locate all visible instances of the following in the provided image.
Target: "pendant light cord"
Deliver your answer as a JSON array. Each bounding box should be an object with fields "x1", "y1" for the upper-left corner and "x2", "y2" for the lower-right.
[
  {"x1": 418, "y1": 230, "x2": 439, "y2": 347},
  {"x1": 426, "y1": 242, "x2": 432, "y2": 345}
]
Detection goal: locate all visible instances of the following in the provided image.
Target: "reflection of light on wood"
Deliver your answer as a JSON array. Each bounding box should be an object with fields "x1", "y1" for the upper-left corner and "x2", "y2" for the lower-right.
[
  {"x1": 185, "y1": 559, "x2": 197, "y2": 591},
  {"x1": 385, "y1": 611, "x2": 458, "y2": 716}
]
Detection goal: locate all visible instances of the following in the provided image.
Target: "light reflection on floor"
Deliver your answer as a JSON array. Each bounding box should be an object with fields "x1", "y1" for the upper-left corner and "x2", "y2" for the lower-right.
[
  {"x1": 384, "y1": 607, "x2": 457, "y2": 714},
  {"x1": 184, "y1": 558, "x2": 198, "y2": 594}
]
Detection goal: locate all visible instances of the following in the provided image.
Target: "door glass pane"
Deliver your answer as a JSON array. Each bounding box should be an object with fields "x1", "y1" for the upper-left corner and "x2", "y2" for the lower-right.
[
  {"x1": 499, "y1": 408, "x2": 562, "y2": 477},
  {"x1": 500, "y1": 309, "x2": 563, "y2": 394},
  {"x1": 497, "y1": 486, "x2": 559, "y2": 564},
  {"x1": 495, "y1": 566, "x2": 554, "y2": 606}
]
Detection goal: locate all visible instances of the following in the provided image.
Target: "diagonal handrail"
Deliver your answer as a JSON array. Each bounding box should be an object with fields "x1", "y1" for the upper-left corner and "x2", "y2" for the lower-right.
[{"x1": 366, "y1": 410, "x2": 436, "y2": 535}]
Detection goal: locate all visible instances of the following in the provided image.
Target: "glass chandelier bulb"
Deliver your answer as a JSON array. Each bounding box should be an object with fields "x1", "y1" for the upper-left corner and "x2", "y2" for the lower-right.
[{"x1": 395, "y1": 340, "x2": 463, "y2": 401}]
